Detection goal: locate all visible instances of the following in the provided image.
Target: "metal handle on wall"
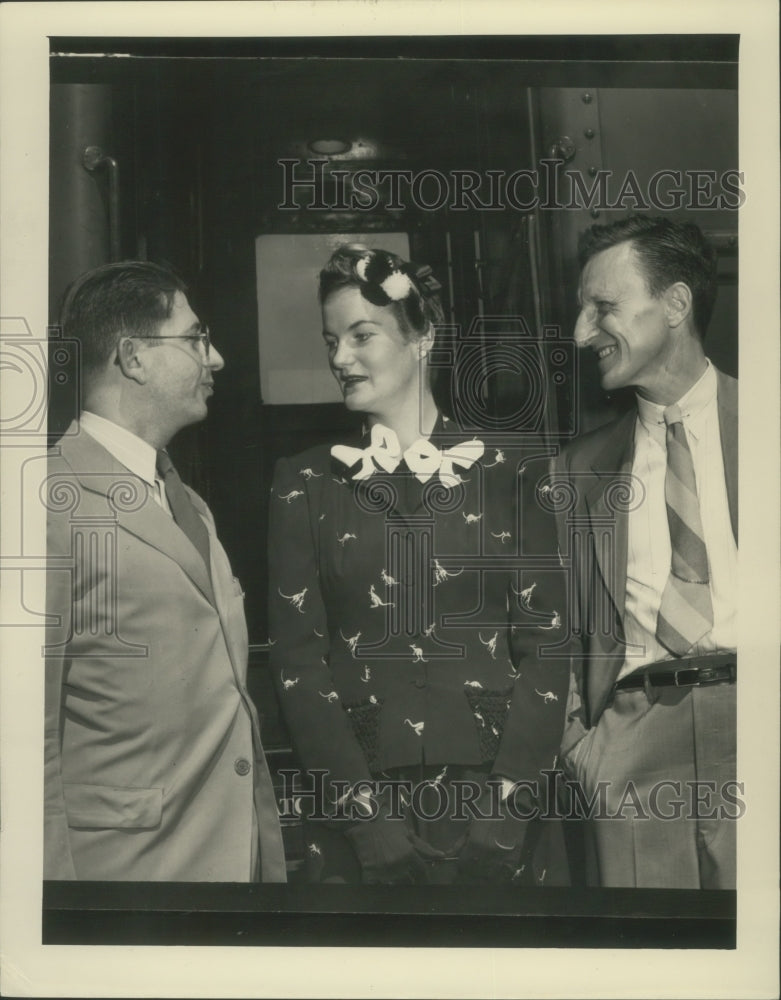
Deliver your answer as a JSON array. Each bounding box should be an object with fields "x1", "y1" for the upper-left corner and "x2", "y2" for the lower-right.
[
  {"x1": 82, "y1": 145, "x2": 121, "y2": 261},
  {"x1": 547, "y1": 136, "x2": 577, "y2": 163}
]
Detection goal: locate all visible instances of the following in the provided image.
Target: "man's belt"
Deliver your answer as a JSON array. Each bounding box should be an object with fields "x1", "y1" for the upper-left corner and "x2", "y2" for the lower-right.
[{"x1": 613, "y1": 651, "x2": 736, "y2": 693}]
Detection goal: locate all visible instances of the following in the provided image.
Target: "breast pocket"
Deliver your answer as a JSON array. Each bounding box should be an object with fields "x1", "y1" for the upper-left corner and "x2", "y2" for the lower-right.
[{"x1": 64, "y1": 782, "x2": 162, "y2": 830}]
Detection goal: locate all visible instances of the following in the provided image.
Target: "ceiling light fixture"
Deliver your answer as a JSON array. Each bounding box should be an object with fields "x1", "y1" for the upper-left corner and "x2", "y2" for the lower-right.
[{"x1": 307, "y1": 138, "x2": 352, "y2": 155}]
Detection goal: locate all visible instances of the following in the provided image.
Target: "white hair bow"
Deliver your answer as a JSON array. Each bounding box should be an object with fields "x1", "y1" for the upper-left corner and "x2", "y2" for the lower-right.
[{"x1": 332, "y1": 424, "x2": 484, "y2": 487}]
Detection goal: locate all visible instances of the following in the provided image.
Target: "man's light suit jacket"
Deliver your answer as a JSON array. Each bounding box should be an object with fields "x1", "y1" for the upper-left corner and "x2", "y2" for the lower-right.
[
  {"x1": 44, "y1": 424, "x2": 286, "y2": 881},
  {"x1": 553, "y1": 369, "x2": 737, "y2": 752}
]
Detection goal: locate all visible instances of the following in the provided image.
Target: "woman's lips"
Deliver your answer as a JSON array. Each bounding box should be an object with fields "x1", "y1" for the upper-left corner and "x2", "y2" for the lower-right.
[{"x1": 341, "y1": 376, "x2": 367, "y2": 390}]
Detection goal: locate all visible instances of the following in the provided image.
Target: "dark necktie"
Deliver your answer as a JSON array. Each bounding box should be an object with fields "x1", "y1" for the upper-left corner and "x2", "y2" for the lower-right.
[
  {"x1": 155, "y1": 450, "x2": 212, "y2": 576},
  {"x1": 655, "y1": 404, "x2": 713, "y2": 655}
]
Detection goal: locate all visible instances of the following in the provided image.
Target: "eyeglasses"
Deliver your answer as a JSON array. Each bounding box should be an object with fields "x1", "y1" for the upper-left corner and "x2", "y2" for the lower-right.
[{"x1": 143, "y1": 327, "x2": 211, "y2": 359}]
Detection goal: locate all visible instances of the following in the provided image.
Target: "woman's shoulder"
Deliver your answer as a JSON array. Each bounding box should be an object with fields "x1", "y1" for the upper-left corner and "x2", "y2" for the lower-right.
[
  {"x1": 271, "y1": 445, "x2": 331, "y2": 495},
  {"x1": 273, "y1": 433, "x2": 364, "y2": 489},
  {"x1": 275, "y1": 423, "x2": 365, "y2": 475}
]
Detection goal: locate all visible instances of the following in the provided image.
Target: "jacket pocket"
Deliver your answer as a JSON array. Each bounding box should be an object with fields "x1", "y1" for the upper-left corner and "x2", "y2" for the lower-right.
[{"x1": 63, "y1": 782, "x2": 163, "y2": 830}]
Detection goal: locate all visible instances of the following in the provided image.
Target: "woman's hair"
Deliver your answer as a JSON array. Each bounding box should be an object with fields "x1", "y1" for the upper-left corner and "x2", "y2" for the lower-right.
[{"x1": 318, "y1": 244, "x2": 445, "y2": 341}]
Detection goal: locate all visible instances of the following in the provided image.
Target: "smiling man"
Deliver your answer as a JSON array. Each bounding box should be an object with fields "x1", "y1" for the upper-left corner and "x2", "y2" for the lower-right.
[
  {"x1": 553, "y1": 216, "x2": 738, "y2": 888},
  {"x1": 44, "y1": 261, "x2": 286, "y2": 882}
]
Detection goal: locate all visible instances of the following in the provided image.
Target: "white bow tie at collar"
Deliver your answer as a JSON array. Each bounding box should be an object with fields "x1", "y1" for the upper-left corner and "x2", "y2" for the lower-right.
[
  {"x1": 403, "y1": 437, "x2": 485, "y2": 485},
  {"x1": 331, "y1": 424, "x2": 484, "y2": 486},
  {"x1": 331, "y1": 424, "x2": 402, "y2": 480}
]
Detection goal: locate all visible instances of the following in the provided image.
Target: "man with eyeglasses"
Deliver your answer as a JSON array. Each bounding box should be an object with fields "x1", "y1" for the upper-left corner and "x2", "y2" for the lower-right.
[{"x1": 44, "y1": 261, "x2": 286, "y2": 882}]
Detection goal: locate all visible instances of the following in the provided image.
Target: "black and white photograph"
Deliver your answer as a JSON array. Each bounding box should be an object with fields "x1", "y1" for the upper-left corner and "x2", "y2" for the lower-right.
[{"x1": 0, "y1": 2, "x2": 778, "y2": 997}]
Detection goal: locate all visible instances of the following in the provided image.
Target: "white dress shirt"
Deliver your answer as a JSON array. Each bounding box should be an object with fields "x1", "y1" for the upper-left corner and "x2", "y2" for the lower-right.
[
  {"x1": 619, "y1": 360, "x2": 737, "y2": 677},
  {"x1": 79, "y1": 411, "x2": 172, "y2": 514}
]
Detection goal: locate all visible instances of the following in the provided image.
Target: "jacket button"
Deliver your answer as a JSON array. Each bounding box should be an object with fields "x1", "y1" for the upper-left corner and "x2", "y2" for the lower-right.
[{"x1": 234, "y1": 758, "x2": 251, "y2": 776}]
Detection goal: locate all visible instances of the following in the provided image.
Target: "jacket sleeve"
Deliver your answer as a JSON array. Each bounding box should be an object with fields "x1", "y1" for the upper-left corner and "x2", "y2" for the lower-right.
[
  {"x1": 491, "y1": 448, "x2": 572, "y2": 792},
  {"x1": 268, "y1": 457, "x2": 374, "y2": 796},
  {"x1": 43, "y1": 499, "x2": 78, "y2": 879}
]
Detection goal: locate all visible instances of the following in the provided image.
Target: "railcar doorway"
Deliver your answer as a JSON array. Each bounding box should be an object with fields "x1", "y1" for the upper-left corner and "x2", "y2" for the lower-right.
[{"x1": 47, "y1": 35, "x2": 739, "y2": 917}]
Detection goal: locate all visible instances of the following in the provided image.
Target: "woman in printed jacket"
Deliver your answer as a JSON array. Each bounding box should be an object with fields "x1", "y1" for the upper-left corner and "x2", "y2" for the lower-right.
[{"x1": 269, "y1": 245, "x2": 569, "y2": 885}]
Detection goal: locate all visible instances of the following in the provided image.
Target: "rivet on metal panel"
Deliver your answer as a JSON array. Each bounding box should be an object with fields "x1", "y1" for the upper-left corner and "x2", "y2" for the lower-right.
[
  {"x1": 584, "y1": 128, "x2": 595, "y2": 140},
  {"x1": 581, "y1": 92, "x2": 593, "y2": 104},
  {"x1": 590, "y1": 208, "x2": 601, "y2": 219}
]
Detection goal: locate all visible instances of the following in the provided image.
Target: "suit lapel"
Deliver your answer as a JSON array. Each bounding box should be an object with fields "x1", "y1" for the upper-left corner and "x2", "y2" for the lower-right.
[
  {"x1": 583, "y1": 409, "x2": 636, "y2": 622},
  {"x1": 715, "y1": 368, "x2": 738, "y2": 543},
  {"x1": 119, "y1": 495, "x2": 216, "y2": 605},
  {"x1": 581, "y1": 409, "x2": 636, "y2": 722},
  {"x1": 56, "y1": 425, "x2": 215, "y2": 606}
]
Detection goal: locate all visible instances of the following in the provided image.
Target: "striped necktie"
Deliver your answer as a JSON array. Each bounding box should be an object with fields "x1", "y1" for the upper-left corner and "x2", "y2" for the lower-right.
[
  {"x1": 655, "y1": 404, "x2": 713, "y2": 655},
  {"x1": 155, "y1": 450, "x2": 212, "y2": 577}
]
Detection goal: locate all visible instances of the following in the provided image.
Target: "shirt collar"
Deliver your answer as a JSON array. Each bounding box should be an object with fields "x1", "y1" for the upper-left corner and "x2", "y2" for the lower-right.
[
  {"x1": 636, "y1": 359, "x2": 716, "y2": 439},
  {"x1": 79, "y1": 411, "x2": 159, "y2": 488}
]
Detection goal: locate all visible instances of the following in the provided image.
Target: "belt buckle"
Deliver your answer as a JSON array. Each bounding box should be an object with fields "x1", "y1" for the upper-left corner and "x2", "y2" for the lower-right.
[{"x1": 673, "y1": 666, "x2": 701, "y2": 687}]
